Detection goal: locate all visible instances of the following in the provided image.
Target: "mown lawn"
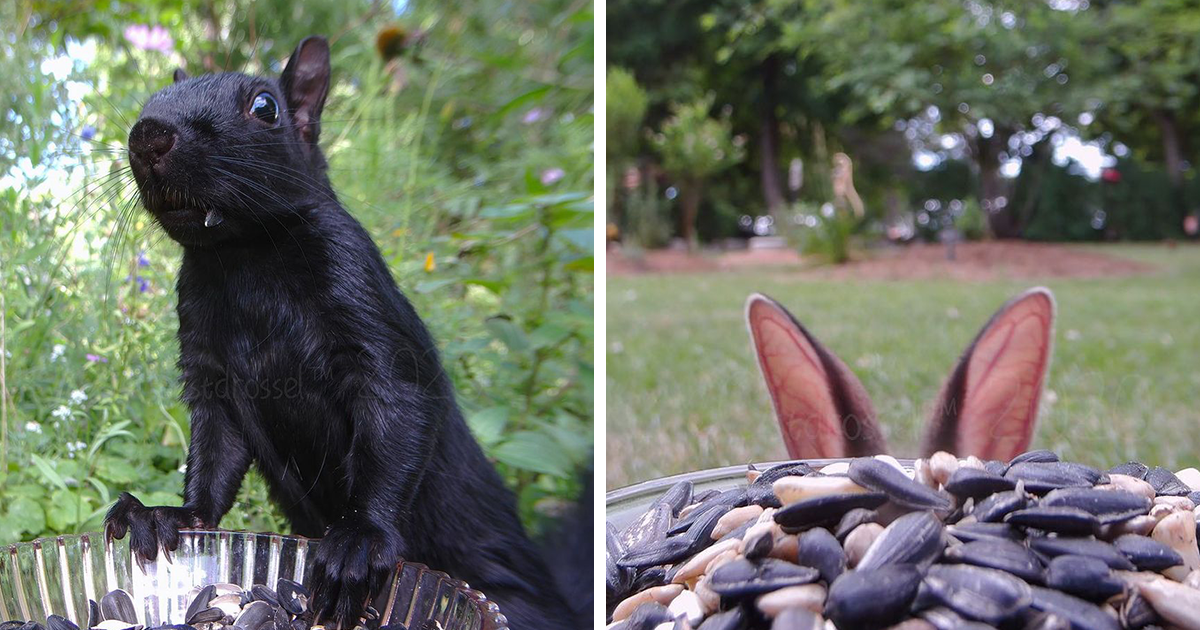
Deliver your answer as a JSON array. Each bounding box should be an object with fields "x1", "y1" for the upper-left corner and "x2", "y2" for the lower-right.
[{"x1": 605, "y1": 243, "x2": 1200, "y2": 489}]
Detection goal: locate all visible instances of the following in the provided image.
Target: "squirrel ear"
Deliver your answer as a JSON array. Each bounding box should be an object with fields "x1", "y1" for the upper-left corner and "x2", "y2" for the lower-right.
[
  {"x1": 281, "y1": 36, "x2": 331, "y2": 145},
  {"x1": 921, "y1": 287, "x2": 1055, "y2": 460},
  {"x1": 746, "y1": 294, "x2": 888, "y2": 459},
  {"x1": 172, "y1": 68, "x2": 188, "y2": 83}
]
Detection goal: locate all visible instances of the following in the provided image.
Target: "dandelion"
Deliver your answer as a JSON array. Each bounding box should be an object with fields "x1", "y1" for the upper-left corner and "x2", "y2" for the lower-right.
[
  {"x1": 24, "y1": 421, "x2": 42, "y2": 434},
  {"x1": 70, "y1": 389, "x2": 88, "y2": 405},
  {"x1": 50, "y1": 344, "x2": 65, "y2": 362},
  {"x1": 85, "y1": 353, "x2": 107, "y2": 363},
  {"x1": 540, "y1": 167, "x2": 565, "y2": 185},
  {"x1": 52, "y1": 405, "x2": 72, "y2": 420},
  {"x1": 424, "y1": 253, "x2": 436, "y2": 272},
  {"x1": 124, "y1": 24, "x2": 174, "y2": 54}
]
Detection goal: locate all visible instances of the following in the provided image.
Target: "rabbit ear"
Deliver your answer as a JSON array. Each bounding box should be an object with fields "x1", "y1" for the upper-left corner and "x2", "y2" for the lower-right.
[
  {"x1": 921, "y1": 287, "x2": 1056, "y2": 460},
  {"x1": 746, "y1": 294, "x2": 888, "y2": 459}
]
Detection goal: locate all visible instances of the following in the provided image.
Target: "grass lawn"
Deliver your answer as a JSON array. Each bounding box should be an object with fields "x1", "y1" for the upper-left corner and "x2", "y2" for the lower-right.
[{"x1": 605, "y1": 243, "x2": 1200, "y2": 489}]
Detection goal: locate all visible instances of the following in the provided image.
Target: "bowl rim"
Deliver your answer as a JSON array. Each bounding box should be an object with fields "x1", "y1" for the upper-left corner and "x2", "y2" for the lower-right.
[
  {"x1": 3, "y1": 528, "x2": 510, "y2": 630},
  {"x1": 605, "y1": 457, "x2": 921, "y2": 503},
  {"x1": 605, "y1": 457, "x2": 920, "y2": 530}
]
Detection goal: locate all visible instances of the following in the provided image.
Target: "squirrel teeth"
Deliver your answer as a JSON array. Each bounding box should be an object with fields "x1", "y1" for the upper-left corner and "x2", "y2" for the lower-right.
[{"x1": 203, "y1": 208, "x2": 224, "y2": 228}]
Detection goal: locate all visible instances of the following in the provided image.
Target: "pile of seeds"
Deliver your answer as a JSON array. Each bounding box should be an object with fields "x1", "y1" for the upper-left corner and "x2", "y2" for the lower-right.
[
  {"x1": 605, "y1": 450, "x2": 1200, "y2": 629},
  {"x1": 0, "y1": 581, "x2": 437, "y2": 630}
]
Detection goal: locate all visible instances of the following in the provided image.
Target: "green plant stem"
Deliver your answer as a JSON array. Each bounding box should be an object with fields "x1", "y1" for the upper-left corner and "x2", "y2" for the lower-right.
[
  {"x1": 522, "y1": 206, "x2": 557, "y2": 419},
  {"x1": 1, "y1": 288, "x2": 8, "y2": 475}
]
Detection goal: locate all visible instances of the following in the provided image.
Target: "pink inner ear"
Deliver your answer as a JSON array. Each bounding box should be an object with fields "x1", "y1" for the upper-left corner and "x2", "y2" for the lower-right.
[
  {"x1": 958, "y1": 294, "x2": 1053, "y2": 460},
  {"x1": 748, "y1": 299, "x2": 847, "y2": 459}
]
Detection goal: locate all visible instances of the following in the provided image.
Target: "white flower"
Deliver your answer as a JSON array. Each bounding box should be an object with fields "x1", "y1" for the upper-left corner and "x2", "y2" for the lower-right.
[
  {"x1": 25, "y1": 421, "x2": 42, "y2": 433},
  {"x1": 52, "y1": 405, "x2": 72, "y2": 419},
  {"x1": 66, "y1": 441, "x2": 87, "y2": 458},
  {"x1": 69, "y1": 389, "x2": 88, "y2": 405},
  {"x1": 50, "y1": 344, "x2": 65, "y2": 362}
]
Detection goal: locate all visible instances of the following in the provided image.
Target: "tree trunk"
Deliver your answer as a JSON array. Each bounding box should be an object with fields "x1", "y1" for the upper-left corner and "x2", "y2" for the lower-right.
[
  {"x1": 759, "y1": 55, "x2": 786, "y2": 217},
  {"x1": 680, "y1": 178, "x2": 702, "y2": 250},
  {"x1": 1153, "y1": 109, "x2": 1188, "y2": 229},
  {"x1": 974, "y1": 129, "x2": 1020, "y2": 238},
  {"x1": 1154, "y1": 109, "x2": 1185, "y2": 187}
]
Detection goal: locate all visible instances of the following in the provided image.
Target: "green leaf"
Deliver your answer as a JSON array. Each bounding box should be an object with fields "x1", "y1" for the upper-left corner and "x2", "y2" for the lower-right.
[
  {"x1": 493, "y1": 431, "x2": 572, "y2": 477},
  {"x1": 529, "y1": 323, "x2": 572, "y2": 349},
  {"x1": 7, "y1": 497, "x2": 46, "y2": 536},
  {"x1": 414, "y1": 279, "x2": 455, "y2": 294},
  {"x1": 87, "y1": 477, "x2": 111, "y2": 505},
  {"x1": 94, "y1": 456, "x2": 140, "y2": 485},
  {"x1": 494, "y1": 87, "x2": 553, "y2": 121},
  {"x1": 30, "y1": 454, "x2": 68, "y2": 492},
  {"x1": 46, "y1": 489, "x2": 91, "y2": 532},
  {"x1": 557, "y1": 228, "x2": 593, "y2": 251},
  {"x1": 479, "y1": 203, "x2": 536, "y2": 220},
  {"x1": 462, "y1": 278, "x2": 506, "y2": 293},
  {"x1": 467, "y1": 406, "x2": 509, "y2": 446},
  {"x1": 140, "y1": 491, "x2": 183, "y2": 508},
  {"x1": 485, "y1": 317, "x2": 530, "y2": 352},
  {"x1": 563, "y1": 256, "x2": 593, "y2": 272}
]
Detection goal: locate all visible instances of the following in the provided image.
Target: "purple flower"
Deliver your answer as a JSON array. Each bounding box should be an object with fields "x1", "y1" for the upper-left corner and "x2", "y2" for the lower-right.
[
  {"x1": 81, "y1": 126, "x2": 96, "y2": 141},
  {"x1": 540, "y1": 167, "x2": 565, "y2": 185},
  {"x1": 522, "y1": 108, "x2": 547, "y2": 124},
  {"x1": 136, "y1": 276, "x2": 150, "y2": 293},
  {"x1": 124, "y1": 24, "x2": 174, "y2": 54},
  {"x1": 137, "y1": 252, "x2": 150, "y2": 267},
  {"x1": 85, "y1": 354, "x2": 107, "y2": 363}
]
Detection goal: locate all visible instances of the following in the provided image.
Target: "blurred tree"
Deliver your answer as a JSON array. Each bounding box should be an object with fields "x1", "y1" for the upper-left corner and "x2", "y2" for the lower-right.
[
  {"x1": 783, "y1": 0, "x2": 1088, "y2": 237},
  {"x1": 606, "y1": 66, "x2": 648, "y2": 227},
  {"x1": 607, "y1": 67, "x2": 649, "y2": 163},
  {"x1": 697, "y1": 0, "x2": 806, "y2": 217},
  {"x1": 1080, "y1": 0, "x2": 1200, "y2": 222},
  {"x1": 648, "y1": 96, "x2": 745, "y2": 247}
]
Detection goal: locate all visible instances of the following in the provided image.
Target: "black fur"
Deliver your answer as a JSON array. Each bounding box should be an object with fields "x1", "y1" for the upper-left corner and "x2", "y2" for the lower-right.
[{"x1": 104, "y1": 36, "x2": 586, "y2": 630}]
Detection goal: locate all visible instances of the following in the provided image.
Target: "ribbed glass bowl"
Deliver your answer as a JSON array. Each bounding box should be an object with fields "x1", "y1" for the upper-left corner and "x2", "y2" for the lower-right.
[
  {"x1": 0, "y1": 530, "x2": 508, "y2": 630},
  {"x1": 605, "y1": 458, "x2": 917, "y2": 530}
]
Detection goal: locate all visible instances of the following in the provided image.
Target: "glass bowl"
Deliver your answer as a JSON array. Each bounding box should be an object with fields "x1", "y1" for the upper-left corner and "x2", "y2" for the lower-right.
[
  {"x1": 0, "y1": 530, "x2": 508, "y2": 630},
  {"x1": 605, "y1": 458, "x2": 917, "y2": 530}
]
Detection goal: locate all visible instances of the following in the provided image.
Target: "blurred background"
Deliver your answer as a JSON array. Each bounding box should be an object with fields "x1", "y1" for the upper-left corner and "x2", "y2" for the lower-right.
[
  {"x1": 0, "y1": 0, "x2": 593, "y2": 543},
  {"x1": 606, "y1": 0, "x2": 1200, "y2": 487}
]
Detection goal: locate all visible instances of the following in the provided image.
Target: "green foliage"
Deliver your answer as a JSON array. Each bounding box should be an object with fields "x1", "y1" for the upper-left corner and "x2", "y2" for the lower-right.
[
  {"x1": 609, "y1": 0, "x2": 1200, "y2": 244},
  {"x1": 787, "y1": 202, "x2": 856, "y2": 265},
  {"x1": 606, "y1": 67, "x2": 648, "y2": 162},
  {"x1": 649, "y1": 96, "x2": 744, "y2": 180},
  {"x1": 622, "y1": 176, "x2": 672, "y2": 250},
  {"x1": 1, "y1": 0, "x2": 592, "y2": 542},
  {"x1": 956, "y1": 198, "x2": 987, "y2": 242}
]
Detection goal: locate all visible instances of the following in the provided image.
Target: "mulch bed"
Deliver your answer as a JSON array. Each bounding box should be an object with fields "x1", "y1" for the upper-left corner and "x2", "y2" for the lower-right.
[{"x1": 607, "y1": 241, "x2": 1157, "y2": 281}]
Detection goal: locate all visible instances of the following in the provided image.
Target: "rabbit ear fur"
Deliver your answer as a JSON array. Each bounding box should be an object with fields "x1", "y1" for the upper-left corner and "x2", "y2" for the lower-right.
[
  {"x1": 921, "y1": 287, "x2": 1056, "y2": 460},
  {"x1": 745, "y1": 294, "x2": 889, "y2": 459}
]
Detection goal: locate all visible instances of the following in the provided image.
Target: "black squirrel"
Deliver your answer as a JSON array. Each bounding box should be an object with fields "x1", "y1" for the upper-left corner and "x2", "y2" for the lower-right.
[{"x1": 102, "y1": 36, "x2": 590, "y2": 630}]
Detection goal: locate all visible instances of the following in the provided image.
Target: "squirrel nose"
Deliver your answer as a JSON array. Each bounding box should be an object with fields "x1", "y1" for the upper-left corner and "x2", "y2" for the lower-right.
[{"x1": 128, "y1": 118, "x2": 177, "y2": 169}]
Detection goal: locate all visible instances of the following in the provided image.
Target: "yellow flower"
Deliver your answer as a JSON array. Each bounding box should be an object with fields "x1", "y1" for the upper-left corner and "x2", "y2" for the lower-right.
[{"x1": 424, "y1": 252, "x2": 436, "y2": 272}]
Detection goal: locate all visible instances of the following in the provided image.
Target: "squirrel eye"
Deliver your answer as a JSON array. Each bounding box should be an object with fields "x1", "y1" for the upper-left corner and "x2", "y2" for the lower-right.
[{"x1": 250, "y1": 92, "x2": 278, "y2": 124}]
